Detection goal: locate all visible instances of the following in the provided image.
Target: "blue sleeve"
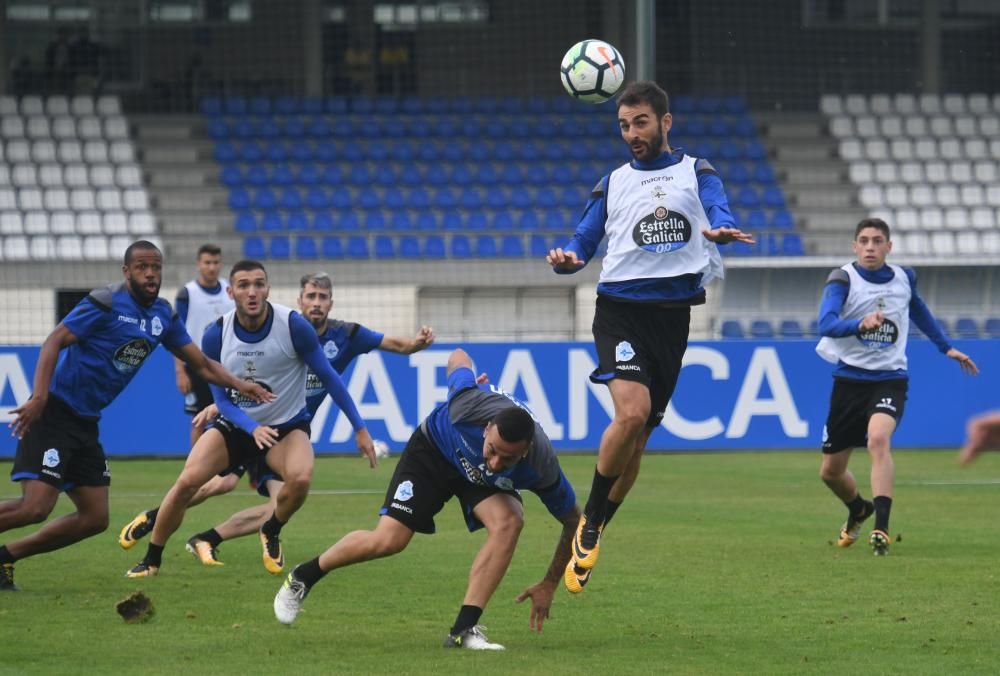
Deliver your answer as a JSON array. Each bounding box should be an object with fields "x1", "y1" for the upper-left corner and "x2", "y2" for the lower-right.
[
  {"x1": 174, "y1": 290, "x2": 189, "y2": 324},
  {"x1": 817, "y1": 282, "x2": 863, "y2": 337},
  {"x1": 447, "y1": 367, "x2": 477, "y2": 399},
  {"x1": 533, "y1": 470, "x2": 577, "y2": 521},
  {"x1": 61, "y1": 297, "x2": 107, "y2": 339},
  {"x1": 559, "y1": 175, "x2": 609, "y2": 274},
  {"x1": 905, "y1": 268, "x2": 951, "y2": 353},
  {"x1": 290, "y1": 312, "x2": 366, "y2": 430},
  {"x1": 696, "y1": 162, "x2": 737, "y2": 231},
  {"x1": 352, "y1": 324, "x2": 384, "y2": 354},
  {"x1": 161, "y1": 313, "x2": 193, "y2": 351},
  {"x1": 200, "y1": 322, "x2": 222, "y2": 360}
]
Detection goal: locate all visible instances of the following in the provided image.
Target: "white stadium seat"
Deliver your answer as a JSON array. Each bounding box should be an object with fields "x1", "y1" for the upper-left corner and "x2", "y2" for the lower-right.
[
  {"x1": 919, "y1": 207, "x2": 943, "y2": 229},
  {"x1": 893, "y1": 93, "x2": 916, "y2": 114},
  {"x1": 45, "y1": 96, "x2": 70, "y2": 116},
  {"x1": 829, "y1": 116, "x2": 853, "y2": 138},
  {"x1": 108, "y1": 236, "x2": 132, "y2": 260},
  {"x1": 963, "y1": 138, "x2": 987, "y2": 160},
  {"x1": 929, "y1": 116, "x2": 953, "y2": 136},
  {"x1": 38, "y1": 164, "x2": 63, "y2": 187},
  {"x1": 31, "y1": 140, "x2": 56, "y2": 163},
  {"x1": 116, "y1": 165, "x2": 143, "y2": 187},
  {"x1": 943, "y1": 207, "x2": 967, "y2": 230},
  {"x1": 77, "y1": 116, "x2": 103, "y2": 140},
  {"x1": 979, "y1": 116, "x2": 999, "y2": 136},
  {"x1": 0, "y1": 189, "x2": 17, "y2": 210},
  {"x1": 12, "y1": 164, "x2": 38, "y2": 187},
  {"x1": 58, "y1": 140, "x2": 83, "y2": 163},
  {"x1": 109, "y1": 141, "x2": 136, "y2": 163},
  {"x1": 43, "y1": 188, "x2": 69, "y2": 211},
  {"x1": 844, "y1": 94, "x2": 868, "y2": 115},
  {"x1": 905, "y1": 232, "x2": 931, "y2": 255},
  {"x1": 51, "y1": 116, "x2": 77, "y2": 140},
  {"x1": 839, "y1": 140, "x2": 862, "y2": 161},
  {"x1": 0, "y1": 211, "x2": 24, "y2": 234},
  {"x1": 819, "y1": 94, "x2": 843, "y2": 116},
  {"x1": 50, "y1": 211, "x2": 76, "y2": 235},
  {"x1": 96, "y1": 188, "x2": 122, "y2": 211},
  {"x1": 128, "y1": 212, "x2": 156, "y2": 235},
  {"x1": 19, "y1": 96, "x2": 44, "y2": 115},
  {"x1": 4, "y1": 236, "x2": 30, "y2": 260},
  {"x1": 939, "y1": 138, "x2": 962, "y2": 160},
  {"x1": 935, "y1": 184, "x2": 960, "y2": 207},
  {"x1": 973, "y1": 161, "x2": 997, "y2": 183},
  {"x1": 29, "y1": 235, "x2": 56, "y2": 260},
  {"x1": 981, "y1": 231, "x2": 1000, "y2": 255},
  {"x1": 960, "y1": 184, "x2": 985, "y2": 207},
  {"x1": 869, "y1": 94, "x2": 892, "y2": 115},
  {"x1": 954, "y1": 116, "x2": 977, "y2": 137},
  {"x1": 83, "y1": 235, "x2": 110, "y2": 260},
  {"x1": 104, "y1": 116, "x2": 129, "y2": 139},
  {"x1": 970, "y1": 207, "x2": 996, "y2": 230},
  {"x1": 102, "y1": 211, "x2": 129, "y2": 234},
  {"x1": 931, "y1": 232, "x2": 956, "y2": 255},
  {"x1": 967, "y1": 93, "x2": 990, "y2": 115},
  {"x1": 96, "y1": 96, "x2": 122, "y2": 116},
  {"x1": 894, "y1": 208, "x2": 919, "y2": 230},
  {"x1": 863, "y1": 139, "x2": 888, "y2": 160},
  {"x1": 76, "y1": 211, "x2": 103, "y2": 235},
  {"x1": 70, "y1": 96, "x2": 95, "y2": 116},
  {"x1": 64, "y1": 164, "x2": 89, "y2": 187},
  {"x1": 924, "y1": 161, "x2": 948, "y2": 183},
  {"x1": 855, "y1": 116, "x2": 878, "y2": 137},
  {"x1": 57, "y1": 235, "x2": 84, "y2": 260},
  {"x1": 910, "y1": 184, "x2": 935, "y2": 207},
  {"x1": 874, "y1": 162, "x2": 898, "y2": 183},
  {"x1": 943, "y1": 94, "x2": 966, "y2": 114},
  {"x1": 903, "y1": 116, "x2": 927, "y2": 136},
  {"x1": 4, "y1": 140, "x2": 28, "y2": 162},
  {"x1": 123, "y1": 189, "x2": 149, "y2": 211},
  {"x1": 70, "y1": 188, "x2": 97, "y2": 211},
  {"x1": 89, "y1": 165, "x2": 115, "y2": 187},
  {"x1": 899, "y1": 162, "x2": 924, "y2": 184},
  {"x1": 949, "y1": 161, "x2": 972, "y2": 183},
  {"x1": 24, "y1": 211, "x2": 49, "y2": 235},
  {"x1": 0, "y1": 96, "x2": 18, "y2": 115},
  {"x1": 0, "y1": 165, "x2": 9, "y2": 186},
  {"x1": 858, "y1": 185, "x2": 884, "y2": 208},
  {"x1": 918, "y1": 94, "x2": 942, "y2": 115},
  {"x1": 879, "y1": 116, "x2": 903, "y2": 137},
  {"x1": 1, "y1": 117, "x2": 26, "y2": 138},
  {"x1": 848, "y1": 162, "x2": 872, "y2": 184},
  {"x1": 985, "y1": 185, "x2": 1000, "y2": 207},
  {"x1": 17, "y1": 188, "x2": 43, "y2": 210},
  {"x1": 913, "y1": 139, "x2": 936, "y2": 160},
  {"x1": 956, "y1": 232, "x2": 980, "y2": 255},
  {"x1": 26, "y1": 116, "x2": 51, "y2": 139},
  {"x1": 83, "y1": 140, "x2": 109, "y2": 163},
  {"x1": 884, "y1": 184, "x2": 908, "y2": 208}
]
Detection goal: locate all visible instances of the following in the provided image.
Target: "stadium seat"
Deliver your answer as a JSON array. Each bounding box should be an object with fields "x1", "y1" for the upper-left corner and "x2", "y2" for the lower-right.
[
  {"x1": 500, "y1": 235, "x2": 525, "y2": 258},
  {"x1": 953, "y1": 318, "x2": 979, "y2": 339},
  {"x1": 779, "y1": 320, "x2": 804, "y2": 339},
  {"x1": 243, "y1": 236, "x2": 265, "y2": 258},
  {"x1": 346, "y1": 235, "x2": 369, "y2": 259},
  {"x1": 475, "y1": 235, "x2": 498, "y2": 258},
  {"x1": 269, "y1": 236, "x2": 291, "y2": 260},
  {"x1": 720, "y1": 320, "x2": 744, "y2": 339},
  {"x1": 750, "y1": 320, "x2": 774, "y2": 339},
  {"x1": 373, "y1": 235, "x2": 395, "y2": 259},
  {"x1": 320, "y1": 235, "x2": 343, "y2": 258},
  {"x1": 423, "y1": 235, "x2": 446, "y2": 259},
  {"x1": 451, "y1": 235, "x2": 472, "y2": 258},
  {"x1": 295, "y1": 236, "x2": 318, "y2": 260},
  {"x1": 984, "y1": 318, "x2": 1000, "y2": 339}
]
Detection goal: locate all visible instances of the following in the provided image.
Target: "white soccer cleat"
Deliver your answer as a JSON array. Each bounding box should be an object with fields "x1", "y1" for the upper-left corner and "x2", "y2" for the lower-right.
[
  {"x1": 274, "y1": 572, "x2": 310, "y2": 625},
  {"x1": 442, "y1": 625, "x2": 505, "y2": 651}
]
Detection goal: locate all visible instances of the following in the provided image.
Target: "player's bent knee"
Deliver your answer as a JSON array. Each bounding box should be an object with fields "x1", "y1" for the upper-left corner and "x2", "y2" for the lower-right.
[
  {"x1": 20, "y1": 503, "x2": 55, "y2": 525},
  {"x1": 282, "y1": 474, "x2": 311, "y2": 496}
]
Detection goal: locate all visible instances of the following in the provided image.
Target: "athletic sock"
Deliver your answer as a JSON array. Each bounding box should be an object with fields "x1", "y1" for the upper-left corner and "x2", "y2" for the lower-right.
[
  {"x1": 144, "y1": 543, "x2": 164, "y2": 567},
  {"x1": 450, "y1": 605, "x2": 483, "y2": 636},
  {"x1": 583, "y1": 468, "x2": 620, "y2": 526},
  {"x1": 873, "y1": 496, "x2": 893, "y2": 533},
  {"x1": 293, "y1": 557, "x2": 327, "y2": 587},
  {"x1": 195, "y1": 528, "x2": 224, "y2": 547},
  {"x1": 0, "y1": 545, "x2": 15, "y2": 564},
  {"x1": 603, "y1": 500, "x2": 623, "y2": 529},
  {"x1": 261, "y1": 512, "x2": 286, "y2": 537},
  {"x1": 845, "y1": 493, "x2": 870, "y2": 519}
]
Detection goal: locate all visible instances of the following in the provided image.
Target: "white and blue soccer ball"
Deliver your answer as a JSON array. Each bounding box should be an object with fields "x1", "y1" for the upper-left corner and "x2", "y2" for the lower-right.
[
  {"x1": 373, "y1": 439, "x2": 391, "y2": 459},
  {"x1": 560, "y1": 39, "x2": 626, "y2": 103}
]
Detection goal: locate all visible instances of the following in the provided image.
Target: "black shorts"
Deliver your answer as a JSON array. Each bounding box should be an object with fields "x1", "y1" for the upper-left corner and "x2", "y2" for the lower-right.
[
  {"x1": 11, "y1": 395, "x2": 110, "y2": 490},
  {"x1": 591, "y1": 295, "x2": 691, "y2": 427},
  {"x1": 212, "y1": 416, "x2": 307, "y2": 493},
  {"x1": 822, "y1": 378, "x2": 909, "y2": 453},
  {"x1": 379, "y1": 427, "x2": 522, "y2": 535},
  {"x1": 184, "y1": 366, "x2": 213, "y2": 415}
]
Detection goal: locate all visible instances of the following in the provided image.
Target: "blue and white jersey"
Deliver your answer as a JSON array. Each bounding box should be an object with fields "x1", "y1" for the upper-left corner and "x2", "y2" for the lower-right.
[
  {"x1": 51, "y1": 282, "x2": 192, "y2": 418},
  {"x1": 421, "y1": 367, "x2": 576, "y2": 520},
  {"x1": 557, "y1": 149, "x2": 736, "y2": 304},
  {"x1": 305, "y1": 319, "x2": 384, "y2": 416},
  {"x1": 175, "y1": 279, "x2": 233, "y2": 344}
]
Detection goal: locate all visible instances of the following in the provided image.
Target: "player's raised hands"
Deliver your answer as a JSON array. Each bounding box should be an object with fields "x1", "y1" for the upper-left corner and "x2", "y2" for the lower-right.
[
  {"x1": 413, "y1": 325, "x2": 435, "y2": 350},
  {"x1": 546, "y1": 247, "x2": 585, "y2": 272},
  {"x1": 858, "y1": 311, "x2": 884, "y2": 332},
  {"x1": 702, "y1": 227, "x2": 755, "y2": 245},
  {"x1": 252, "y1": 425, "x2": 279, "y2": 450},
  {"x1": 356, "y1": 427, "x2": 377, "y2": 468},
  {"x1": 946, "y1": 348, "x2": 979, "y2": 376}
]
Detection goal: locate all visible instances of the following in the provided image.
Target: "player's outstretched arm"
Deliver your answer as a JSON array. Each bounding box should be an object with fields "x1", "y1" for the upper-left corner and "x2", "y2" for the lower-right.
[
  {"x1": 379, "y1": 325, "x2": 436, "y2": 354},
  {"x1": 946, "y1": 347, "x2": 979, "y2": 376},
  {"x1": 9, "y1": 323, "x2": 77, "y2": 438},
  {"x1": 515, "y1": 505, "x2": 581, "y2": 633}
]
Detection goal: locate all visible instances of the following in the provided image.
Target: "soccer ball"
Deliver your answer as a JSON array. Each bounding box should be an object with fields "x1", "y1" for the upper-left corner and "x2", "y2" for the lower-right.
[
  {"x1": 373, "y1": 439, "x2": 391, "y2": 459},
  {"x1": 560, "y1": 39, "x2": 626, "y2": 103}
]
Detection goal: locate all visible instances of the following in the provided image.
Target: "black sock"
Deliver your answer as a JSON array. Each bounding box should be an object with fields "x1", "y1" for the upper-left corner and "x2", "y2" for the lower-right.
[
  {"x1": 196, "y1": 528, "x2": 224, "y2": 547},
  {"x1": 293, "y1": 557, "x2": 327, "y2": 588},
  {"x1": 144, "y1": 543, "x2": 164, "y2": 567},
  {"x1": 261, "y1": 512, "x2": 286, "y2": 537},
  {"x1": 0, "y1": 545, "x2": 14, "y2": 564},
  {"x1": 844, "y1": 493, "x2": 870, "y2": 519},
  {"x1": 583, "y1": 468, "x2": 619, "y2": 525},
  {"x1": 450, "y1": 605, "x2": 483, "y2": 636},
  {"x1": 147, "y1": 507, "x2": 159, "y2": 523},
  {"x1": 603, "y1": 500, "x2": 623, "y2": 528},
  {"x1": 873, "y1": 496, "x2": 892, "y2": 533}
]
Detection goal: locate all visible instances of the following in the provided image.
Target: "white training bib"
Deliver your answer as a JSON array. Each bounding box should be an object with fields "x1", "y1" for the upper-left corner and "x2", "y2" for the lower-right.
[
  {"x1": 219, "y1": 303, "x2": 307, "y2": 426},
  {"x1": 600, "y1": 154, "x2": 723, "y2": 286},
  {"x1": 184, "y1": 279, "x2": 234, "y2": 346},
  {"x1": 816, "y1": 263, "x2": 911, "y2": 371}
]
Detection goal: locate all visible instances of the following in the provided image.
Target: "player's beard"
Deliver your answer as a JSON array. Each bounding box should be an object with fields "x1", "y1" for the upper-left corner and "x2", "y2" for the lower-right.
[
  {"x1": 631, "y1": 128, "x2": 665, "y2": 162},
  {"x1": 129, "y1": 277, "x2": 159, "y2": 305}
]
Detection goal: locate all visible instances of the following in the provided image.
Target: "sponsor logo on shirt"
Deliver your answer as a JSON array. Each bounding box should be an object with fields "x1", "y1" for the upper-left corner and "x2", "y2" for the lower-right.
[
  {"x1": 632, "y1": 207, "x2": 692, "y2": 253},
  {"x1": 615, "y1": 341, "x2": 635, "y2": 362},
  {"x1": 151, "y1": 316, "x2": 163, "y2": 337},
  {"x1": 42, "y1": 448, "x2": 60, "y2": 468},
  {"x1": 858, "y1": 318, "x2": 899, "y2": 349},
  {"x1": 113, "y1": 338, "x2": 152, "y2": 373},
  {"x1": 323, "y1": 340, "x2": 339, "y2": 360},
  {"x1": 393, "y1": 480, "x2": 414, "y2": 502},
  {"x1": 117, "y1": 314, "x2": 138, "y2": 324}
]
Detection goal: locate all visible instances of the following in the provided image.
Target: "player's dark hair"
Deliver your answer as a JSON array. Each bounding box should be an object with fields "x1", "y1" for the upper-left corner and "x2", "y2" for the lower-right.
[
  {"x1": 197, "y1": 243, "x2": 221, "y2": 258},
  {"x1": 300, "y1": 272, "x2": 332, "y2": 292},
  {"x1": 617, "y1": 80, "x2": 670, "y2": 119},
  {"x1": 123, "y1": 240, "x2": 161, "y2": 266},
  {"x1": 229, "y1": 259, "x2": 267, "y2": 279},
  {"x1": 855, "y1": 218, "x2": 891, "y2": 240},
  {"x1": 493, "y1": 407, "x2": 535, "y2": 445}
]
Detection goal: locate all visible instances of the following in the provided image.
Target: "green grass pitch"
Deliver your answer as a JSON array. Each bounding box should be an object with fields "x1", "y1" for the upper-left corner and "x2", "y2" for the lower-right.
[{"x1": 1, "y1": 450, "x2": 999, "y2": 675}]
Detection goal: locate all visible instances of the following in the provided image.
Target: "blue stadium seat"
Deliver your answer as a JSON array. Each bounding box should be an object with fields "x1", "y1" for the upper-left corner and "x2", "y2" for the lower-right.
[
  {"x1": 983, "y1": 318, "x2": 1000, "y2": 338},
  {"x1": 400, "y1": 97, "x2": 424, "y2": 114},
  {"x1": 346, "y1": 235, "x2": 369, "y2": 259},
  {"x1": 543, "y1": 210, "x2": 567, "y2": 231},
  {"x1": 225, "y1": 97, "x2": 248, "y2": 115},
  {"x1": 220, "y1": 165, "x2": 243, "y2": 187},
  {"x1": 698, "y1": 96, "x2": 723, "y2": 114},
  {"x1": 529, "y1": 234, "x2": 551, "y2": 258},
  {"x1": 451, "y1": 235, "x2": 472, "y2": 258},
  {"x1": 332, "y1": 141, "x2": 355, "y2": 161},
  {"x1": 289, "y1": 141, "x2": 313, "y2": 162},
  {"x1": 271, "y1": 164, "x2": 294, "y2": 186},
  {"x1": 330, "y1": 188, "x2": 352, "y2": 210},
  {"x1": 338, "y1": 211, "x2": 360, "y2": 231},
  {"x1": 434, "y1": 189, "x2": 457, "y2": 210},
  {"x1": 348, "y1": 166, "x2": 372, "y2": 186},
  {"x1": 708, "y1": 117, "x2": 731, "y2": 138},
  {"x1": 735, "y1": 187, "x2": 761, "y2": 209},
  {"x1": 750, "y1": 320, "x2": 774, "y2": 338},
  {"x1": 297, "y1": 164, "x2": 321, "y2": 186},
  {"x1": 535, "y1": 188, "x2": 559, "y2": 209},
  {"x1": 244, "y1": 236, "x2": 265, "y2": 259},
  {"x1": 282, "y1": 118, "x2": 306, "y2": 139},
  {"x1": 295, "y1": 236, "x2": 318, "y2": 260},
  {"x1": 207, "y1": 118, "x2": 229, "y2": 140},
  {"x1": 451, "y1": 165, "x2": 474, "y2": 187},
  {"x1": 228, "y1": 188, "x2": 251, "y2": 210},
  {"x1": 260, "y1": 212, "x2": 283, "y2": 232},
  {"x1": 415, "y1": 211, "x2": 437, "y2": 230},
  {"x1": 274, "y1": 96, "x2": 299, "y2": 115},
  {"x1": 779, "y1": 320, "x2": 804, "y2": 339},
  {"x1": 771, "y1": 210, "x2": 794, "y2": 230},
  {"x1": 492, "y1": 211, "x2": 515, "y2": 231},
  {"x1": 298, "y1": 98, "x2": 321, "y2": 115},
  {"x1": 373, "y1": 235, "x2": 395, "y2": 259},
  {"x1": 720, "y1": 320, "x2": 744, "y2": 339},
  {"x1": 807, "y1": 320, "x2": 819, "y2": 337},
  {"x1": 476, "y1": 235, "x2": 498, "y2": 258},
  {"x1": 781, "y1": 233, "x2": 805, "y2": 256},
  {"x1": 475, "y1": 164, "x2": 498, "y2": 184},
  {"x1": 954, "y1": 318, "x2": 980, "y2": 338},
  {"x1": 200, "y1": 97, "x2": 223, "y2": 116},
  {"x1": 305, "y1": 187, "x2": 330, "y2": 210},
  {"x1": 313, "y1": 212, "x2": 335, "y2": 231},
  {"x1": 494, "y1": 141, "x2": 516, "y2": 161},
  {"x1": 234, "y1": 211, "x2": 256, "y2": 233},
  {"x1": 279, "y1": 188, "x2": 302, "y2": 210},
  {"x1": 423, "y1": 235, "x2": 446, "y2": 258},
  {"x1": 244, "y1": 165, "x2": 268, "y2": 187},
  {"x1": 519, "y1": 211, "x2": 540, "y2": 231},
  {"x1": 357, "y1": 188, "x2": 380, "y2": 210},
  {"x1": 752, "y1": 163, "x2": 777, "y2": 185},
  {"x1": 466, "y1": 212, "x2": 488, "y2": 230},
  {"x1": 249, "y1": 97, "x2": 271, "y2": 115},
  {"x1": 321, "y1": 235, "x2": 343, "y2": 258},
  {"x1": 407, "y1": 188, "x2": 431, "y2": 210},
  {"x1": 326, "y1": 97, "x2": 348, "y2": 114},
  {"x1": 286, "y1": 211, "x2": 309, "y2": 232},
  {"x1": 717, "y1": 141, "x2": 744, "y2": 161},
  {"x1": 745, "y1": 210, "x2": 767, "y2": 230},
  {"x1": 256, "y1": 119, "x2": 280, "y2": 139},
  {"x1": 460, "y1": 188, "x2": 483, "y2": 210},
  {"x1": 214, "y1": 142, "x2": 238, "y2": 163},
  {"x1": 560, "y1": 187, "x2": 583, "y2": 209},
  {"x1": 390, "y1": 211, "x2": 413, "y2": 230},
  {"x1": 500, "y1": 165, "x2": 524, "y2": 185},
  {"x1": 762, "y1": 186, "x2": 786, "y2": 209},
  {"x1": 442, "y1": 144, "x2": 464, "y2": 162},
  {"x1": 322, "y1": 166, "x2": 343, "y2": 185},
  {"x1": 500, "y1": 235, "x2": 525, "y2": 258},
  {"x1": 308, "y1": 119, "x2": 332, "y2": 138},
  {"x1": 365, "y1": 211, "x2": 386, "y2": 230},
  {"x1": 418, "y1": 142, "x2": 440, "y2": 161},
  {"x1": 399, "y1": 235, "x2": 421, "y2": 258},
  {"x1": 441, "y1": 210, "x2": 462, "y2": 230},
  {"x1": 269, "y1": 236, "x2": 291, "y2": 260},
  {"x1": 732, "y1": 116, "x2": 757, "y2": 138},
  {"x1": 745, "y1": 141, "x2": 768, "y2": 161}
]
